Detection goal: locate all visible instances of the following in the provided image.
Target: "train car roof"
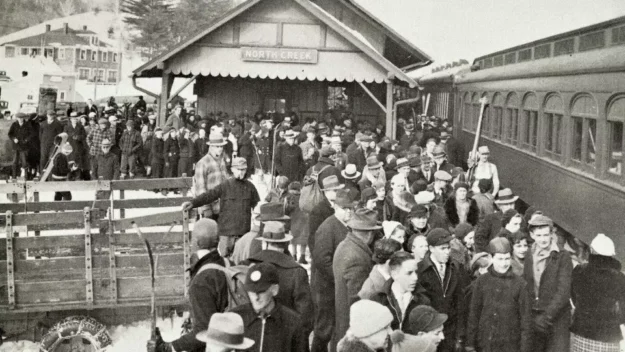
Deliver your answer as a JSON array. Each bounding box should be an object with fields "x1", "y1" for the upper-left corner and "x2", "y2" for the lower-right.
[{"x1": 455, "y1": 44, "x2": 625, "y2": 84}]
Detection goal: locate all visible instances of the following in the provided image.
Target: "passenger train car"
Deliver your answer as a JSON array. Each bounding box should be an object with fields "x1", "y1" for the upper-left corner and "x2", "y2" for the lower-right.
[{"x1": 417, "y1": 16, "x2": 625, "y2": 259}]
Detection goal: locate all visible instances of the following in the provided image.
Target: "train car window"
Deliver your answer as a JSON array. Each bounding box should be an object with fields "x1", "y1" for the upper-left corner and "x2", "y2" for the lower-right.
[
  {"x1": 612, "y1": 26, "x2": 625, "y2": 45},
  {"x1": 492, "y1": 93, "x2": 504, "y2": 140},
  {"x1": 522, "y1": 93, "x2": 539, "y2": 153},
  {"x1": 554, "y1": 38, "x2": 575, "y2": 56},
  {"x1": 504, "y1": 52, "x2": 517, "y2": 65},
  {"x1": 462, "y1": 92, "x2": 472, "y2": 131},
  {"x1": 544, "y1": 94, "x2": 564, "y2": 160},
  {"x1": 579, "y1": 31, "x2": 605, "y2": 52},
  {"x1": 505, "y1": 93, "x2": 520, "y2": 144},
  {"x1": 472, "y1": 93, "x2": 480, "y2": 132},
  {"x1": 482, "y1": 93, "x2": 491, "y2": 136},
  {"x1": 607, "y1": 97, "x2": 625, "y2": 176},
  {"x1": 483, "y1": 58, "x2": 493, "y2": 69},
  {"x1": 518, "y1": 49, "x2": 532, "y2": 62},
  {"x1": 534, "y1": 44, "x2": 551, "y2": 59},
  {"x1": 493, "y1": 55, "x2": 503, "y2": 67},
  {"x1": 571, "y1": 94, "x2": 598, "y2": 169}
]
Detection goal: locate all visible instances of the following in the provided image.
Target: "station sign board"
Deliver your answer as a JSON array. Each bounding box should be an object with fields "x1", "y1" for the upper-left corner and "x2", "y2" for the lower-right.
[{"x1": 241, "y1": 47, "x2": 318, "y2": 64}]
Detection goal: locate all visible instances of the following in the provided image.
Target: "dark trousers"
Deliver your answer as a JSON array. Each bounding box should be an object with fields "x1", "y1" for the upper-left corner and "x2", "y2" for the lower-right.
[
  {"x1": 164, "y1": 159, "x2": 178, "y2": 178},
  {"x1": 40, "y1": 147, "x2": 53, "y2": 173},
  {"x1": 311, "y1": 281, "x2": 335, "y2": 352},
  {"x1": 531, "y1": 310, "x2": 570, "y2": 352},
  {"x1": 90, "y1": 155, "x2": 99, "y2": 177},
  {"x1": 12, "y1": 149, "x2": 28, "y2": 177},
  {"x1": 178, "y1": 157, "x2": 192, "y2": 177},
  {"x1": 151, "y1": 162, "x2": 164, "y2": 179}
]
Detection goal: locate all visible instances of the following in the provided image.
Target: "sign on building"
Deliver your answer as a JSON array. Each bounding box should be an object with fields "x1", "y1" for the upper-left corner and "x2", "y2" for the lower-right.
[{"x1": 241, "y1": 47, "x2": 318, "y2": 64}]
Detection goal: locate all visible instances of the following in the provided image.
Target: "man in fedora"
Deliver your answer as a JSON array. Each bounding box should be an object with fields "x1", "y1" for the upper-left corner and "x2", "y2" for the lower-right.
[
  {"x1": 311, "y1": 189, "x2": 355, "y2": 352},
  {"x1": 275, "y1": 129, "x2": 305, "y2": 183},
  {"x1": 418, "y1": 155, "x2": 435, "y2": 185},
  {"x1": 395, "y1": 158, "x2": 412, "y2": 193},
  {"x1": 183, "y1": 157, "x2": 260, "y2": 256},
  {"x1": 359, "y1": 154, "x2": 385, "y2": 191},
  {"x1": 245, "y1": 221, "x2": 314, "y2": 336},
  {"x1": 417, "y1": 229, "x2": 469, "y2": 352},
  {"x1": 306, "y1": 146, "x2": 343, "y2": 188},
  {"x1": 330, "y1": 136, "x2": 348, "y2": 171},
  {"x1": 231, "y1": 262, "x2": 309, "y2": 352},
  {"x1": 348, "y1": 135, "x2": 374, "y2": 173},
  {"x1": 399, "y1": 123, "x2": 418, "y2": 151},
  {"x1": 474, "y1": 188, "x2": 519, "y2": 253},
  {"x1": 196, "y1": 313, "x2": 255, "y2": 352},
  {"x1": 432, "y1": 145, "x2": 455, "y2": 174},
  {"x1": 192, "y1": 132, "x2": 229, "y2": 220},
  {"x1": 231, "y1": 202, "x2": 290, "y2": 265},
  {"x1": 341, "y1": 164, "x2": 361, "y2": 202},
  {"x1": 333, "y1": 208, "x2": 380, "y2": 347},
  {"x1": 309, "y1": 175, "x2": 344, "y2": 252}
]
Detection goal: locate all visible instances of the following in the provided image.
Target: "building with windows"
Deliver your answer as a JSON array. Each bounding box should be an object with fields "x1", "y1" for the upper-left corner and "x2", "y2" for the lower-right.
[
  {"x1": 132, "y1": 0, "x2": 431, "y2": 131},
  {"x1": 1, "y1": 23, "x2": 121, "y2": 85}
]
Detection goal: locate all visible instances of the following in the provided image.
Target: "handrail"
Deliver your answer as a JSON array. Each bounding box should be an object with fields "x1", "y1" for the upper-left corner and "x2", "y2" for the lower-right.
[{"x1": 0, "y1": 177, "x2": 193, "y2": 194}]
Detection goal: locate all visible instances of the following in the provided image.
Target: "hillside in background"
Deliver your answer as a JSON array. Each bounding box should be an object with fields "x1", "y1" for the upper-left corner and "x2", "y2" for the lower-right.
[{"x1": 0, "y1": 0, "x2": 116, "y2": 37}]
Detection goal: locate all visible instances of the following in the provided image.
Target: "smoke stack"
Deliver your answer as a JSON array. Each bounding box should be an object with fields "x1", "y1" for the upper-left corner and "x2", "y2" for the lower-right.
[
  {"x1": 45, "y1": 24, "x2": 51, "y2": 32},
  {"x1": 64, "y1": 23, "x2": 69, "y2": 34}
]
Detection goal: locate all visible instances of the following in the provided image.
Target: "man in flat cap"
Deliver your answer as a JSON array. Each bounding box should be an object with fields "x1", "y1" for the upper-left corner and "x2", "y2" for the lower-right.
[
  {"x1": 417, "y1": 228, "x2": 469, "y2": 352},
  {"x1": 231, "y1": 262, "x2": 308, "y2": 352},
  {"x1": 429, "y1": 170, "x2": 453, "y2": 207},
  {"x1": 39, "y1": 109, "x2": 64, "y2": 174},
  {"x1": 523, "y1": 214, "x2": 572, "y2": 352},
  {"x1": 119, "y1": 119, "x2": 142, "y2": 179},
  {"x1": 8, "y1": 112, "x2": 33, "y2": 179},
  {"x1": 183, "y1": 157, "x2": 260, "y2": 256}
]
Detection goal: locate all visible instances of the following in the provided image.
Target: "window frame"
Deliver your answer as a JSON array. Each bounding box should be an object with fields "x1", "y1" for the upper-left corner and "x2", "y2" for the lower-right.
[
  {"x1": 606, "y1": 95, "x2": 625, "y2": 184},
  {"x1": 5, "y1": 46, "x2": 15, "y2": 58},
  {"x1": 491, "y1": 93, "x2": 504, "y2": 140},
  {"x1": 79, "y1": 68, "x2": 90, "y2": 80},
  {"x1": 504, "y1": 92, "x2": 520, "y2": 145},
  {"x1": 462, "y1": 92, "x2": 472, "y2": 131},
  {"x1": 521, "y1": 93, "x2": 539, "y2": 153},
  {"x1": 112, "y1": 53, "x2": 118, "y2": 62},
  {"x1": 20, "y1": 47, "x2": 29, "y2": 56},
  {"x1": 80, "y1": 49, "x2": 86, "y2": 60},
  {"x1": 91, "y1": 50, "x2": 97, "y2": 61},
  {"x1": 107, "y1": 69, "x2": 118, "y2": 83},
  {"x1": 102, "y1": 51, "x2": 107, "y2": 62},
  {"x1": 59, "y1": 91, "x2": 66, "y2": 102},
  {"x1": 543, "y1": 93, "x2": 564, "y2": 161},
  {"x1": 569, "y1": 93, "x2": 599, "y2": 173}
]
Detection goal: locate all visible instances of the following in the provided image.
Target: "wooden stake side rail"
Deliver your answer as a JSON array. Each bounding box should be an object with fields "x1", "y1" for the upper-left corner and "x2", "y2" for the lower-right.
[{"x1": 0, "y1": 176, "x2": 193, "y2": 314}]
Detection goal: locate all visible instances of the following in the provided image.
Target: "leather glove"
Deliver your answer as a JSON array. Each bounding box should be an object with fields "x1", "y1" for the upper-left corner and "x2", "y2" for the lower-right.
[
  {"x1": 534, "y1": 314, "x2": 552, "y2": 334},
  {"x1": 454, "y1": 340, "x2": 464, "y2": 352}
]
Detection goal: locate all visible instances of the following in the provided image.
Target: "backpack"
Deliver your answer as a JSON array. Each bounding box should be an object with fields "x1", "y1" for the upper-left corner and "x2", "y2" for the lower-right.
[
  {"x1": 299, "y1": 164, "x2": 331, "y2": 213},
  {"x1": 196, "y1": 261, "x2": 250, "y2": 311}
]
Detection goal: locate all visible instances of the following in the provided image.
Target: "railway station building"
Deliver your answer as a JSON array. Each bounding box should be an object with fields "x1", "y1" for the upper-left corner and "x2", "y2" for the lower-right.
[{"x1": 132, "y1": 0, "x2": 431, "y2": 137}]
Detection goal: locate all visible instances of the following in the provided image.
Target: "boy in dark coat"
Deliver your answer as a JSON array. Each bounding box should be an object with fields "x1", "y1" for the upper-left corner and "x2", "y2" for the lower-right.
[
  {"x1": 64, "y1": 113, "x2": 87, "y2": 170},
  {"x1": 523, "y1": 215, "x2": 572, "y2": 352},
  {"x1": 164, "y1": 127, "x2": 180, "y2": 178},
  {"x1": 178, "y1": 128, "x2": 195, "y2": 177},
  {"x1": 275, "y1": 130, "x2": 305, "y2": 183},
  {"x1": 51, "y1": 143, "x2": 73, "y2": 201},
  {"x1": 39, "y1": 110, "x2": 64, "y2": 173},
  {"x1": 150, "y1": 128, "x2": 164, "y2": 178},
  {"x1": 94, "y1": 139, "x2": 120, "y2": 181},
  {"x1": 231, "y1": 262, "x2": 309, "y2": 352},
  {"x1": 466, "y1": 238, "x2": 531, "y2": 352},
  {"x1": 119, "y1": 120, "x2": 142, "y2": 178},
  {"x1": 8, "y1": 112, "x2": 33, "y2": 178}
]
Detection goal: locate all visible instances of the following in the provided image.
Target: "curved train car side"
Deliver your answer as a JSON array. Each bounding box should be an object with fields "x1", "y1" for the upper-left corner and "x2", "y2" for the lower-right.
[{"x1": 418, "y1": 16, "x2": 625, "y2": 260}]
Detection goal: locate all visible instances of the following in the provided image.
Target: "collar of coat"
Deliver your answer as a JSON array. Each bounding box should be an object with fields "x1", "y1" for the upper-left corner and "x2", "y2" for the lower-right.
[
  {"x1": 588, "y1": 254, "x2": 621, "y2": 271},
  {"x1": 487, "y1": 265, "x2": 516, "y2": 279},
  {"x1": 345, "y1": 232, "x2": 374, "y2": 256},
  {"x1": 237, "y1": 302, "x2": 284, "y2": 326},
  {"x1": 381, "y1": 278, "x2": 429, "y2": 304},
  {"x1": 189, "y1": 250, "x2": 224, "y2": 277},
  {"x1": 337, "y1": 335, "x2": 378, "y2": 352},
  {"x1": 249, "y1": 249, "x2": 301, "y2": 269},
  {"x1": 418, "y1": 252, "x2": 461, "y2": 275}
]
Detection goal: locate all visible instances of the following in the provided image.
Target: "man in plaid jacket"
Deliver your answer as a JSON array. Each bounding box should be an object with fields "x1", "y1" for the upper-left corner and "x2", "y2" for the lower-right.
[
  {"x1": 193, "y1": 132, "x2": 229, "y2": 219},
  {"x1": 119, "y1": 120, "x2": 143, "y2": 178},
  {"x1": 87, "y1": 118, "x2": 113, "y2": 177}
]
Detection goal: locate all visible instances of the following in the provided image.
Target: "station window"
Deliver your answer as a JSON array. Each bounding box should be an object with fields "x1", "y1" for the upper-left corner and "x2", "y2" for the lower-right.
[
  {"x1": 607, "y1": 97, "x2": 625, "y2": 176},
  {"x1": 491, "y1": 93, "x2": 504, "y2": 140},
  {"x1": 522, "y1": 93, "x2": 539, "y2": 152},
  {"x1": 570, "y1": 94, "x2": 598, "y2": 169},
  {"x1": 5, "y1": 46, "x2": 15, "y2": 58},
  {"x1": 327, "y1": 84, "x2": 350, "y2": 112},
  {"x1": 21, "y1": 48, "x2": 28, "y2": 56},
  {"x1": 544, "y1": 94, "x2": 564, "y2": 160},
  {"x1": 504, "y1": 93, "x2": 519, "y2": 144}
]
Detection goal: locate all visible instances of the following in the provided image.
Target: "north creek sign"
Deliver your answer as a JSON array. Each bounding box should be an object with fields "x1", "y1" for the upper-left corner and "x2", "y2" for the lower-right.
[{"x1": 241, "y1": 47, "x2": 318, "y2": 64}]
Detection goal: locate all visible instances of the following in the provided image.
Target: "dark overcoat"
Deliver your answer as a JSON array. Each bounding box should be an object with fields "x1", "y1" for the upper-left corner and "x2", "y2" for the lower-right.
[
  {"x1": 275, "y1": 142, "x2": 305, "y2": 183},
  {"x1": 523, "y1": 243, "x2": 572, "y2": 352},
  {"x1": 444, "y1": 196, "x2": 480, "y2": 227},
  {"x1": 467, "y1": 266, "x2": 531, "y2": 352},
  {"x1": 370, "y1": 279, "x2": 431, "y2": 331},
  {"x1": 333, "y1": 233, "x2": 374, "y2": 344}
]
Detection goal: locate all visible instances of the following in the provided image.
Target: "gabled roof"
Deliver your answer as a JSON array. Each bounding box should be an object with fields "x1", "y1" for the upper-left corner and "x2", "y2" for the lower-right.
[
  {"x1": 339, "y1": 0, "x2": 432, "y2": 63},
  {"x1": 133, "y1": 0, "x2": 423, "y2": 86},
  {"x1": 3, "y1": 27, "x2": 107, "y2": 48}
]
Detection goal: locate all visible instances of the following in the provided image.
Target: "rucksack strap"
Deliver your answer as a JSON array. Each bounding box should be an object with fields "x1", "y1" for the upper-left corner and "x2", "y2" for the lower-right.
[{"x1": 311, "y1": 164, "x2": 331, "y2": 180}]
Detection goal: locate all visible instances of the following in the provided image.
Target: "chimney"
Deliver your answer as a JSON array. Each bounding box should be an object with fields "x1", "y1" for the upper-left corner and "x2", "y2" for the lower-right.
[
  {"x1": 45, "y1": 24, "x2": 51, "y2": 32},
  {"x1": 64, "y1": 23, "x2": 69, "y2": 34},
  {"x1": 83, "y1": 25, "x2": 87, "y2": 31}
]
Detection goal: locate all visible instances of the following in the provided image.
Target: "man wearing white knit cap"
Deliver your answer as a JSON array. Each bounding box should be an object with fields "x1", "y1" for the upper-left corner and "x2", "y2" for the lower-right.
[
  {"x1": 337, "y1": 300, "x2": 393, "y2": 352},
  {"x1": 570, "y1": 233, "x2": 625, "y2": 352}
]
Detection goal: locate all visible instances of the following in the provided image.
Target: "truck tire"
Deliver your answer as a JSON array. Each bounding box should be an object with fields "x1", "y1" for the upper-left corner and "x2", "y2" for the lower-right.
[{"x1": 40, "y1": 316, "x2": 112, "y2": 352}]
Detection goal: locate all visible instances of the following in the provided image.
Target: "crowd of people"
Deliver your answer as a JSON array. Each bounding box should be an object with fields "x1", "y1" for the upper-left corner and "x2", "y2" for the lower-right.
[{"x1": 8, "y1": 97, "x2": 625, "y2": 352}]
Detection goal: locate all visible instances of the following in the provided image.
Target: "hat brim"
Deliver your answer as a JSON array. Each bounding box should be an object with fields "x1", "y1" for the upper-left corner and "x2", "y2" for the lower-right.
[
  {"x1": 255, "y1": 214, "x2": 290, "y2": 221},
  {"x1": 494, "y1": 196, "x2": 519, "y2": 204},
  {"x1": 207, "y1": 141, "x2": 228, "y2": 146},
  {"x1": 196, "y1": 331, "x2": 255, "y2": 349},
  {"x1": 349, "y1": 224, "x2": 383, "y2": 231},
  {"x1": 321, "y1": 184, "x2": 344, "y2": 191},
  {"x1": 368, "y1": 162, "x2": 383, "y2": 169},
  {"x1": 341, "y1": 171, "x2": 361, "y2": 180},
  {"x1": 426, "y1": 313, "x2": 448, "y2": 332},
  {"x1": 254, "y1": 234, "x2": 294, "y2": 242}
]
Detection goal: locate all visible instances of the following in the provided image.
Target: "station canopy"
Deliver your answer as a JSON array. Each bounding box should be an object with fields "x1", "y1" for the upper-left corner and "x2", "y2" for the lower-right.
[{"x1": 132, "y1": 0, "x2": 431, "y2": 87}]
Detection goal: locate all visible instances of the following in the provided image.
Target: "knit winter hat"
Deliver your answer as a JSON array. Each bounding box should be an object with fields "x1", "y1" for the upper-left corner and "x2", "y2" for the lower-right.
[
  {"x1": 590, "y1": 233, "x2": 616, "y2": 257},
  {"x1": 349, "y1": 300, "x2": 393, "y2": 338},
  {"x1": 453, "y1": 223, "x2": 474, "y2": 241}
]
